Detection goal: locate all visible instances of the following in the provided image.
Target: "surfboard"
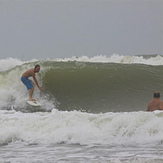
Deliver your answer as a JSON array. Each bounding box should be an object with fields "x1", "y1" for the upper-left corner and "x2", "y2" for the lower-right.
[{"x1": 26, "y1": 100, "x2": 41, "y2": 107}]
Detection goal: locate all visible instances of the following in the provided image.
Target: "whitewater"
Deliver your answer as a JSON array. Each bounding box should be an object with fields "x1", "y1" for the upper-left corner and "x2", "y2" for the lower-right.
[{"x1": 0, "y1": 54, "x2": 163, "y2": 163}]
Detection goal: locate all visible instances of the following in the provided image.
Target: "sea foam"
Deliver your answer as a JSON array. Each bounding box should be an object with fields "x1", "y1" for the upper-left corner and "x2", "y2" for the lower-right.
[{"x1": 0, "y1": 110, "x2": 162, "y2": 146}]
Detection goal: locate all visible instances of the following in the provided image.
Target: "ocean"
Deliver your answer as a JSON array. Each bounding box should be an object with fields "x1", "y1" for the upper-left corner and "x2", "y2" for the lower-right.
[{"x1": 0, "y1": 54, "x2": 163, "y2": 163}]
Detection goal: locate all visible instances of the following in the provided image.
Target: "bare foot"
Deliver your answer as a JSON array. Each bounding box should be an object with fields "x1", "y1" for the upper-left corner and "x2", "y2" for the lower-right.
[{"x1": 29, "y1": 98, "x2": 36, "y2": 101}]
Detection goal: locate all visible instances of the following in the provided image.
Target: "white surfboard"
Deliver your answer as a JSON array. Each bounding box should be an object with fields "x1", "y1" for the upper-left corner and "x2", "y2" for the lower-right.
[{"x1": 26, "y1": 100, "x2": 41, "y2": 107}]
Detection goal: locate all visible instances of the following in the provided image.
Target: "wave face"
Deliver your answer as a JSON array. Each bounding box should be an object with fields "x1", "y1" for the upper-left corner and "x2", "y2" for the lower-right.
[{"x1": 0, "y1": 54, "x2": 163, "y2": 113}]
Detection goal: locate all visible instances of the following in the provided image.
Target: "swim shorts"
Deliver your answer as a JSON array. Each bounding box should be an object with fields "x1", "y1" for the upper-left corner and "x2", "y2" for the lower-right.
[{"x1": 21, "y1": 77, "x2": 33, "y2": 90}]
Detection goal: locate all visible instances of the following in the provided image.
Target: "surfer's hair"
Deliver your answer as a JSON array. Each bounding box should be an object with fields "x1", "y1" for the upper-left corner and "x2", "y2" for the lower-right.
[
  {"x1": 35, "y1": 64, "x2": 40, "y2": 69},
  {"x1": 153, "y1": 92, "x2": 160, "y2": 98}
]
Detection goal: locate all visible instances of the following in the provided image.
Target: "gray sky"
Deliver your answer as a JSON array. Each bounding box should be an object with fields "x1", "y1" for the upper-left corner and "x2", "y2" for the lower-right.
[{"x1": 0, "y1": 0, "x2": 162, "y2": 60}]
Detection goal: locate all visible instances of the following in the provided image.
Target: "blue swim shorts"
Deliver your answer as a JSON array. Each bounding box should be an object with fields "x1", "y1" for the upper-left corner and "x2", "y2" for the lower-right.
[{"x1": 21, "y1": 77, "x2": 33, "y2": 90}]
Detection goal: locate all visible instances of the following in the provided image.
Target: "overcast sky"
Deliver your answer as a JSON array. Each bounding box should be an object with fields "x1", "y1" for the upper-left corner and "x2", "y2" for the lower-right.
[{"x1": 0, "y1": 0, "x2": 162, "y2": 60}]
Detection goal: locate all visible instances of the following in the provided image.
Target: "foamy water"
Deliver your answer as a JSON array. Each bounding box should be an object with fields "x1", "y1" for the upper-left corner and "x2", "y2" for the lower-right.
[
  {"x1": 0, "y1": 110, "x2": 163, "y2": 145},
  {"x1": 0, "y1": 109, "x2": 163, "y2": 162}
]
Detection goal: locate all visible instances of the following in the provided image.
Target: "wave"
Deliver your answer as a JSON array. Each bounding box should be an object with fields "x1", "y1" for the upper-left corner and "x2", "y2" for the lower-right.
[{"x1": 0, "y1": 54, "x2": 163, "y2": 113}]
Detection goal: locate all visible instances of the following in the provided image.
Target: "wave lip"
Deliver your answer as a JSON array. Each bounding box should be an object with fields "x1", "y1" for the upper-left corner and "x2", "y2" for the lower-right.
[
  {"x1": 0, "y1": 54, "x2": 163, "y2": 71},
  {"x1": 54, "y1": 54, "x2": 163, "y2": 65},
  {"x1": 0, "y1": 58, "x2": 24, "y2": 72}
]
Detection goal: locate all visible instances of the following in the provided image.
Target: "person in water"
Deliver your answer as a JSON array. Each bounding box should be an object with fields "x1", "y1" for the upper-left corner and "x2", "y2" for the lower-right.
[
  {"x1": 21, "y1": 64, "x2": 43, "y2": 101},
  {"x1": 146, "y1": 92, "x2": 163, "y2": 111}
]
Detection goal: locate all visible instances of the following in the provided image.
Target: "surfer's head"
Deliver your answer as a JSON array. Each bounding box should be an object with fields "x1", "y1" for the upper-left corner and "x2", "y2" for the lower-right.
[
  {"x1": 153, "y1": 92, "x2": 160, "y2": 98},
  {"x1": 34, "y1": 64, "x2": 40, "y2": 73}
]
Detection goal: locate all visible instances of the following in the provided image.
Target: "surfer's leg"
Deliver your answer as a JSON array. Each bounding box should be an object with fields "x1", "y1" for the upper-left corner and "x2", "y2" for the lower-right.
[{"x1": 29, "y1": 83, "x2": 36, "y2": 101}]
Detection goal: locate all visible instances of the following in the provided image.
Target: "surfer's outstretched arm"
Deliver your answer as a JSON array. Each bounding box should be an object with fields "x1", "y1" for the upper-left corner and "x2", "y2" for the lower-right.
[{"x1": 33, "y1": 75, "x2": 43, "y2": 91}]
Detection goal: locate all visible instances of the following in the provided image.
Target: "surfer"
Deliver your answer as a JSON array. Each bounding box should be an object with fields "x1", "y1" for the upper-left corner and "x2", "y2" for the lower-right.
[
  {"x1": 146, "y1": 92, "x2": 163, "y2": 111},
  {"x1": 21, "y1": 64, "x2": 43, "y2": 101}
]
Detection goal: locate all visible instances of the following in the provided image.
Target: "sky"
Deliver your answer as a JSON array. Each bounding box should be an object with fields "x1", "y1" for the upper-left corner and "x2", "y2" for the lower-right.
[{"x1": 0, "y1": 0, "x2": 162, "y2": 60}]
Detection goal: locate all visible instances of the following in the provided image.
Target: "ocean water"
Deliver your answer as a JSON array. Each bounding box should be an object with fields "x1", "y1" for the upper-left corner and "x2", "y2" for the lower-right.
[{"x1": 0, "y1": 54, "x2": 163, "y2": 163}]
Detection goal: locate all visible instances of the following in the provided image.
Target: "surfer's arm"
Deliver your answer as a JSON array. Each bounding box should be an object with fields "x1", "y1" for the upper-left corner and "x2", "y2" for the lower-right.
[{"x1": 33, "y1": 75, "x2": 43, "y2": 90}]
